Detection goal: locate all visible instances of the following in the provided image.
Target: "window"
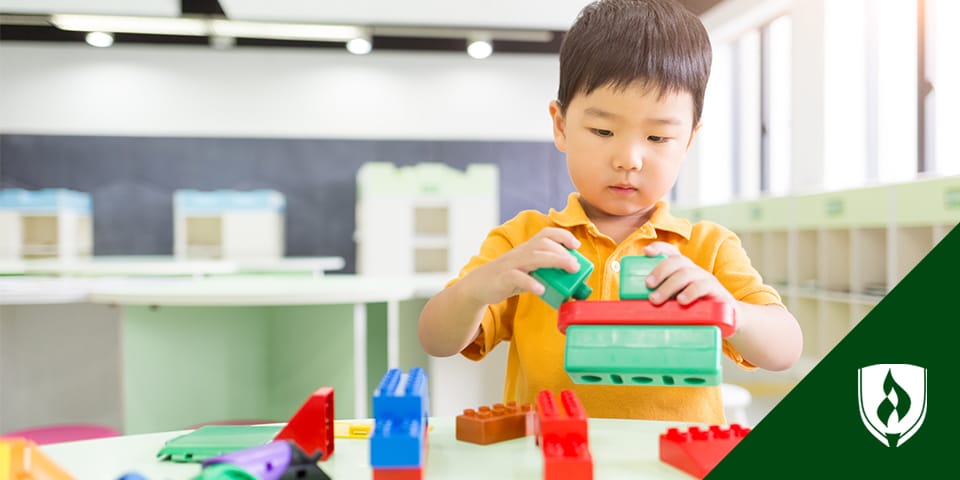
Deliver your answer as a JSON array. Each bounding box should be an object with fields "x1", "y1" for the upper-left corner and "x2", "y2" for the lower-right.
[
  {"x1": 762, "y1": 15, "x2": 792, "y2": 196},
  {"x1": 924, "y1": 0, "x2": 960, "y2": 175}
]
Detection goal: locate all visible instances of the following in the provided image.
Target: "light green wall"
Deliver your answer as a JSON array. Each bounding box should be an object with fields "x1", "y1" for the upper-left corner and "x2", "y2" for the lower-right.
[{"x1": 121, "y1": 301, "x2": 417, "y2": 434}]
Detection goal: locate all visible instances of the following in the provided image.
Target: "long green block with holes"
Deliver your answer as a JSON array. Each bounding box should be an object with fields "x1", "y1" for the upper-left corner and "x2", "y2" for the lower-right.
[
  {"x1": 530, "y1": 248, "x2": 595, "y2": 309},
  {"x1": 619, "y1": 254, "x2": 667, "y2": 300},
  {"x1": 564, "y1": 325, "x2": 721, "y2": 386}
]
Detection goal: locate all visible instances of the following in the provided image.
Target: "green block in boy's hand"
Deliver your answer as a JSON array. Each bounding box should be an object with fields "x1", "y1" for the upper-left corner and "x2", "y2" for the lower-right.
[
  {"x1": 619, "y1": 254, "x2": 667, "y2": 300},
  {"x1": 530, "y1": 248, "x2": 594, "y2": 310}
]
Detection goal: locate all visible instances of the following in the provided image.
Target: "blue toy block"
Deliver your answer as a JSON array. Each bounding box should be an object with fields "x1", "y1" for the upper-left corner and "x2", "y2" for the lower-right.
[
  {"x1": 369, "y1": 419, "x2": 426, "y2": 468},
  {"x1": 373, "y1": 368, "x2": 429, "y2": 421},
  {"x1": 371, "y1": 368, "x2": 430, "y2": 469}
]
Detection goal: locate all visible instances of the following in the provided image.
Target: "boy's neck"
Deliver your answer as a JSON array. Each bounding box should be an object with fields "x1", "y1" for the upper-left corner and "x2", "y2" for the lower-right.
[{"x1": 578, "y1": 197, "x2": 658, "y2": 244}]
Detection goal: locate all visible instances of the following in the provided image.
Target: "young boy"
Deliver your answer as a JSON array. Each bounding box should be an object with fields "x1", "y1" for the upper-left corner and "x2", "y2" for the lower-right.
[{"x1": 418, "y1": 0, "x2": 802, "y2": 423}]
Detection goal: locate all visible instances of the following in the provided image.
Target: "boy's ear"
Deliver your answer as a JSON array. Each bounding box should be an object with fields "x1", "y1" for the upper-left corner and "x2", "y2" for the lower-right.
[
  {"x1": 685, "y1": 122, "x2": 702, "y2": 152},
  {"x1": 549, "y1": 100, "x2": 567, "y2": 152}
]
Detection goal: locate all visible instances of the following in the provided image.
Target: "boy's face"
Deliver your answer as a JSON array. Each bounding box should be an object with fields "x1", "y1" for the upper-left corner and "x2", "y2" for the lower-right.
[{"x1": 550, "y1": 82, "x2": 698, "y2": 218}]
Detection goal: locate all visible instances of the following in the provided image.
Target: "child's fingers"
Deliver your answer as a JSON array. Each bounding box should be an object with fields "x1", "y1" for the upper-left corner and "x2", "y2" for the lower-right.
[
  {"x1": 507, "y1": 270, "x2": 545, "y2": 295},
  {"x1": 537, "y1": 227, "x2": 582, "y2": 250},
  {"x1": 675, "y1": 279, "x2": 718, "y2": 305},
  {"x1": 645, "y1": 255, "x2": 688, "y2": 288},
  {"x1": 516, "y1": 249, "x2": 580, "y2": 273},
  {"x1": 643, "y1": 241, "x2": 680, "y2": 257}
]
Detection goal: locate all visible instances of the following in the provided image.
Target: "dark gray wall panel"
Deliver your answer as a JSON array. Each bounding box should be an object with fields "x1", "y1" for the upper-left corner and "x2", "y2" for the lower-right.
[{"x1": 0, "y1": 135, "x2": 574, "y2": 272}]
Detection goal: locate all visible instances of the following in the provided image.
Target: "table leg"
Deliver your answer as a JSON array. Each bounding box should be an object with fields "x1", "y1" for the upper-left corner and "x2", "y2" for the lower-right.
[
  {"x1": 353, "y1": 302, "x2": 368, "y2": 418},
  {"x1": 387, "y1": 300, "x2": 399, "y2": 369}
]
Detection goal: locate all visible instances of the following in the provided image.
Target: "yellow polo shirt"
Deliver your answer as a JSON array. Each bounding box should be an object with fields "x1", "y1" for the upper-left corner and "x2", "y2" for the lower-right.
[{"x1": 449, "y1": 193, "x2": 783, "y2": 423}]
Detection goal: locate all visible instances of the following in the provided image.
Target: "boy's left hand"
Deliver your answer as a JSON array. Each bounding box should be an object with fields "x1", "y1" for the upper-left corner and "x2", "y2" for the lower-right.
[{"x1": 642, "y1": 242, "x2": 736, "y2": 306}]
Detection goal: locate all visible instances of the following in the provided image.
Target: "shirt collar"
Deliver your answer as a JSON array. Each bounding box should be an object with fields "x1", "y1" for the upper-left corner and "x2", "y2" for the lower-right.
[{"x1": 548, "y1": 192, "x2": 692, "y2": 240}]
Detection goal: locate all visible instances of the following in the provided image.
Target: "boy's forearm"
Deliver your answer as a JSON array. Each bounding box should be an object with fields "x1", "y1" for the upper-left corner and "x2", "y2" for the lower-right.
[
  {"x1": 418, "y1": 277, "x2": 489, "y2": 357},
  {"x1": 727, "y1": 302, "x2": 803, "y2": 372}
]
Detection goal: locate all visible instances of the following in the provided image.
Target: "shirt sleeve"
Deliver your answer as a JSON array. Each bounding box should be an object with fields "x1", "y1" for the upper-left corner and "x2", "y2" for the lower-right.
[
  {"x1": 712, "y1": 233, "x2": 786, "y2": 370},
  {"x1": 443, "y1": 225, "x2": 518, "y2": 361}
]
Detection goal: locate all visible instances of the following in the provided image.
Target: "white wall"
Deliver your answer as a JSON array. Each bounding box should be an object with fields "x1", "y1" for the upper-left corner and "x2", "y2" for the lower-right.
[{"x1": 0, "y1": 43, "x2": 559, "y2": 141}]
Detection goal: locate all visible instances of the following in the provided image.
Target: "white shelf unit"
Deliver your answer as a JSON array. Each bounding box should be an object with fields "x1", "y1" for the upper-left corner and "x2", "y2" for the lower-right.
[
  {"x1": 355, "y1": 162, "x2": 499, "y2": 276},
  {"x1": 675, "y1": 176, "x2": 960, "y2": 390},
  {"x1": 354, "y1": 161, "x2": 502, "y2": 417},
  {"x1": 173, "y1": 190, "x2": 285, "y2": 261},
  {"x1": 0, "y1": 189, "x2": 93, "y2": 261}
]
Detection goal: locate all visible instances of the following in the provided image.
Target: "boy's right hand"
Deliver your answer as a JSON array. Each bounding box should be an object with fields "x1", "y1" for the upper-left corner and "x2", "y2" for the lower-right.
[{"x1": 461, "y1": 227, "x2": 582, "y2": 306}]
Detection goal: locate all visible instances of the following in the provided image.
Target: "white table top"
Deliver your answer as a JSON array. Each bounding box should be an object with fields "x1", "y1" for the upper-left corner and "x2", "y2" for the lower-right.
[
  {"x1": 41, "y1": 417, "x2": 695, "y2": 479},
  {"x1": 86, "y1": 274, "x2": 435, "y2": 306},
  {"x1": 1, "y1": 272, "x2": 446, "y2": 307},
  {"x1": 21, "y1": 256, "x2": 345, "y2": 277}
]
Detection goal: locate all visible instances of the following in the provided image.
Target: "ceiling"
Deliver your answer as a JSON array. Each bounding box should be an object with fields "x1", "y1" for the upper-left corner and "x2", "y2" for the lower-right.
[{"x1": 0, "y1": 0, "x2": 726, "y2": 53}]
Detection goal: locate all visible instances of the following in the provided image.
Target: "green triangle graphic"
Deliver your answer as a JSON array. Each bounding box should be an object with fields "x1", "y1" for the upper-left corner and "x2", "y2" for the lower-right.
[{"x1": 709, "y1": 224, "x2": 958, "y2": 479}]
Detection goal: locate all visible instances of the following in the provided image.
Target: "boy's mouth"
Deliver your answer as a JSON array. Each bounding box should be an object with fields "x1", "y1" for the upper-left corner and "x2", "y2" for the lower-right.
[{"x1": 609, "y1": 184, "x2": 638, "y2": 195}]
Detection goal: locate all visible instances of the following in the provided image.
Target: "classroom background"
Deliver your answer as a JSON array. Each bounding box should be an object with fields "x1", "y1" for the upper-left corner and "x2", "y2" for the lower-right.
[{"x1": 1, "y1": 0, "x2": 958, "y2": 454}]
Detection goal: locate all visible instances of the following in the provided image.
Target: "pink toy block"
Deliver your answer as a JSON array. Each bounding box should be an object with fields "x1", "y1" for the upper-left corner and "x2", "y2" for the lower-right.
[
  {"x1": 659, "y1": 424, "x2": 750, "y2": 479},
  {"x1": 557, "y1": 299, "x2": 736, "y2": 337},
  {"x1": 274, "y1": 387, "x2": 334, "y2": 461},
  {"x1": 536, "y1": 390, "x2": 592, "y2": 480}
]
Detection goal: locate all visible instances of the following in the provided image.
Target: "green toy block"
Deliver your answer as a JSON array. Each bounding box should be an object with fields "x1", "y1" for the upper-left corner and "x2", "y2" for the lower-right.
[
  {"x1": 529, "y1": 248, "x2": 594, "y2": 309},
  {"x1": 563, "y1": 325, "x2": 721, "y2": 386},
  {"x1": 157, "y1": 425, "x2": 282, "y2": 463},
  {"x1": 619, "y1": 254, "x2": 667, "y2": 300}
]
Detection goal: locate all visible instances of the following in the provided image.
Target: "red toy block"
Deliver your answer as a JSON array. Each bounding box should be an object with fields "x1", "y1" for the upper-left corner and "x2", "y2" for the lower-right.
[
  {"x1": 557, "y1": 299, "x2": 736, "y2": 337},
  {"x1": 274, "y1": 387, "x2": 334, "y2": 461},
  {"x1": 456, "y1": 401, "x2": 535, "y2": 445},
  {"x1": 659, "y1": 424, "x2": 750, "y2": 479},
  {"x1": 542, "y1": 434, "x2": 593, "y2": 480},
  {"x1": 373, "y1": 467, "x2": 423, "y2": 480},
  {"x1": 536, "y1": 390, "x2": 592, "y2": 480}
]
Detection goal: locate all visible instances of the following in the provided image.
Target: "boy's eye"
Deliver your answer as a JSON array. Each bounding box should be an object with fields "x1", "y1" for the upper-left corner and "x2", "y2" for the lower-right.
[
  {"x1": 648, "y1": 135, "x2": 668, "y2": 143},
  {"x1": 591, "y1": 129, "x2": 613, "y2": 137}
]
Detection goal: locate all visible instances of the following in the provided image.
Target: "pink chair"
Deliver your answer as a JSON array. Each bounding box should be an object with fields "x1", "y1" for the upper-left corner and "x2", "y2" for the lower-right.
[{"x1": 0, "y1": 424, "x2": 120, "y2": 445}]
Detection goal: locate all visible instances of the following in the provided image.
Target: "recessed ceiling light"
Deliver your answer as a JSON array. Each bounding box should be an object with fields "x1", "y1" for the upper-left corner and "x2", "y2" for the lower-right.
[
  {"x1": 85, "y1": 31, "x2": 113, "y2": 47},
  {"x1": 347, "y1": 37, "x2": 372, "y2": 55},
  {"x1": 467, "y1": 38, "x2": 493, "y2": 59}
]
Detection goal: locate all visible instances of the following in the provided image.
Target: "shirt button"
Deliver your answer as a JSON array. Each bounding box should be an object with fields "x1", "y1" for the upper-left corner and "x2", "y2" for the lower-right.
[{"x1": 611, "y1": 260, "x2": 620, "y2": 272}]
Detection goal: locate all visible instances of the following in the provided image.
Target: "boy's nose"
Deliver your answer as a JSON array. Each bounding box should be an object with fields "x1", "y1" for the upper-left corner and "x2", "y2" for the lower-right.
[{"x1": 613, "y1": 143, "x2": 644, "y2": 171}]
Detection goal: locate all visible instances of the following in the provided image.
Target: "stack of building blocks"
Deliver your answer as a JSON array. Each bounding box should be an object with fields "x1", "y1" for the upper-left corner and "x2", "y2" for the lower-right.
[
  {"x1": 455, "y1": 400, "x2": 535, "y2": 445},
  {"x1": 197, "y1": 440, "x2": 331, "y2": 480},
  {"x1": 558, "y1": 299, "x2": 735, "y2": 386},
  {"x1": 533, "y1": 254, "x2": 736, "y2": 387},
  {"x1": 1, "y1": 437, "x2": 75, "y2": 479},
  {"x1": 659, "y1": 424, "x2": 750, "y2": 479},
  {"x1": 529, "y1": 248, "x2": 595, "y2": 309},
  {"x1": 370, "y1": 368, "x2": 429, "y2": 480},
  {"x1": 274, "y1": 387, "x2": 334, "y2": 461},
  {"x1": 535, "y1": 390, "x2": 593, "y2": 480}
]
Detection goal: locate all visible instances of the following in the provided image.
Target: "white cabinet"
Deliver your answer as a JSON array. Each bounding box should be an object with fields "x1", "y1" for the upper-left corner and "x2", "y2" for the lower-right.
[
  {"x1": 174, "y1": 190, "x2": 285, "y2": 260},
  {"x1": 676, "y1": 176, "x2": 960, "y2": 389},
  {"x1": 0, "y1": 189, "x2": 92, "y2": 260},
  {"x1": 355, "y1": 162, "x2": 499, "y2": 276}
]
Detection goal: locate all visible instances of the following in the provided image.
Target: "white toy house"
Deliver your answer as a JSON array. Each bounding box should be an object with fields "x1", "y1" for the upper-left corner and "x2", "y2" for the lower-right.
[
  {"x1": 355, "y1": 162, "x2": 499, "y2": 276},
  {"x1": 173, "y1": 189, "x2": 285, "y2": 260},
  {"x1": 0, "y1": 188, "x2": 93, "y2": 260}
]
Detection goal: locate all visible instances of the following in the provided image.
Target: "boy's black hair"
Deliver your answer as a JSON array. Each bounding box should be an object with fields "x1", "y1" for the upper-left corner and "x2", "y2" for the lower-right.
[{"x1": 557, "y1": 0, "x2": 712, "y2": 125}]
